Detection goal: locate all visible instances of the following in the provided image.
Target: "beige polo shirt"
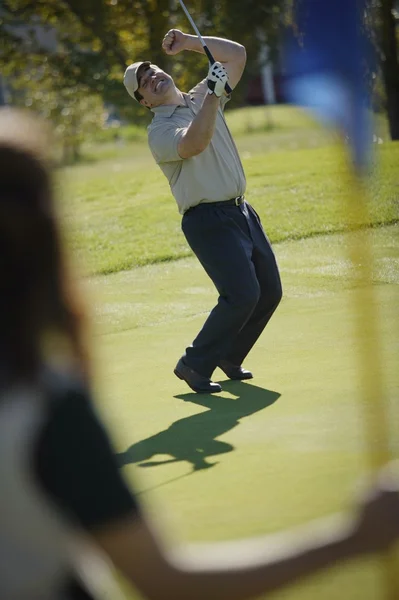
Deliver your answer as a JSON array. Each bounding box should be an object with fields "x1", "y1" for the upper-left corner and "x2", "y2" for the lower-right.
[{"x1": 147, "y1": 79, "x2": 246, "y2": 215}]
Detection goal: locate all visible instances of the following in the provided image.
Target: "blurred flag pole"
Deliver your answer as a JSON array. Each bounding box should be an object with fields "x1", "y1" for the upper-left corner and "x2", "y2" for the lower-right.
[{"x1": 283, "y1": 0, "x2": 397, "y2": 596}]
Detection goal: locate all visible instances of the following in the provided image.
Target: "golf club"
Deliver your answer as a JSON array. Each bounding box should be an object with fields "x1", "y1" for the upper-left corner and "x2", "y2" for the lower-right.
[{"x1": 177, "y1": 0, "x2": 232, "y2": 95}]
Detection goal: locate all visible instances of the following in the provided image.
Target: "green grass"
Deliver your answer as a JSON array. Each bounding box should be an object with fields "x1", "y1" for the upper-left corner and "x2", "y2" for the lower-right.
[
  {"x1": 61, "y1": 106, "x2": 399, "y2": 599},
  {"x1": 60, "y1": 106, "x2": 398, "y2": 276},
  {"x1": 89, "y1": 226, "x2": 399, "y2": 600}
]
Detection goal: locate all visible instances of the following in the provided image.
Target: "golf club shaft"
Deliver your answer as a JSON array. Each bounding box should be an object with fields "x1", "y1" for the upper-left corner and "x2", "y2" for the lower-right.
[{"x1": 177, "y1": 0, "x2": 232, "y2": 95}]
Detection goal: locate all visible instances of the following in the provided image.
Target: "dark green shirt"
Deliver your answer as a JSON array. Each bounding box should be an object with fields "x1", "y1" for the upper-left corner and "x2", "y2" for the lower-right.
[
  {"x1": 35, "y1": 377, "x2": 138, "y2": 530},
  {"x1": 33, "y1": 374, "x2": 138, "y2": 599}
]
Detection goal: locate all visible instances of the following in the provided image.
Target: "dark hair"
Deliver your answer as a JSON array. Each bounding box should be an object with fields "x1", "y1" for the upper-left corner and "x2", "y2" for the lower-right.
[
  {"x1": 134, "y1": 90, "x2": 144, "y2": 103},
  {"x1": 134, "y1": 63, "x2": 153, "y2": 108},
  {"x1": 0, "y1": 109, "x2": 88, "y2": 386}
]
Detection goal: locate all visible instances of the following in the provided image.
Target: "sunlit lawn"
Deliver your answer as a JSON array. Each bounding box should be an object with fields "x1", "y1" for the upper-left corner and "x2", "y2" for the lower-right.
[
  {"x1": 61, "y1": 105, "x2": 398, "y2": 599},
  {"x1": 60, "y1": 105, "x2": 398, "y2": 276}
]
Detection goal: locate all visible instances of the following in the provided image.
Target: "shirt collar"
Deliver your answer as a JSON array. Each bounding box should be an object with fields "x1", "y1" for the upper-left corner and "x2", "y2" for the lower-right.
[{"x1": 151, "y1": 93, "x2": 194, "y2": 118}]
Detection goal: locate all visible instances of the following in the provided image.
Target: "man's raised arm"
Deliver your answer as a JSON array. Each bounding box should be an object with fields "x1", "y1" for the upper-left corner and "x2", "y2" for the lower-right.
[
  {"x1": 178, "y1": 62, "x2": 229, "y2": 159},
  {"x1": 162, "y1": 29, "x2": 246, "y2": 90}
]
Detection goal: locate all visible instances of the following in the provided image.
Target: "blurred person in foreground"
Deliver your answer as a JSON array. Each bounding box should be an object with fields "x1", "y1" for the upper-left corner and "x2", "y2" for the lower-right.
[{"x1": 1, "y1": 107, "x2": 399, "y2": 600}]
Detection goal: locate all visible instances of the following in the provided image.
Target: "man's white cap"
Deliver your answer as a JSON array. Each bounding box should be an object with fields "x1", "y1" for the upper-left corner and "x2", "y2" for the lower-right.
[{"x1": 123, "y1": 61, "x2": 151, "y2": 101}]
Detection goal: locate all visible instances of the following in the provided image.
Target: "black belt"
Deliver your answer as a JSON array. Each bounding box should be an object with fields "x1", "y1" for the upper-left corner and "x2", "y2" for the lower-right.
[
  {"x1": 203, "y1": 196, "x2": 245, "y2": 208},
  {"x1": 184, "y1": 196, "x2": 245, "y2": 216},
  {"x1": 213, "y1": 195, "x2": 245, "y2": 207}
]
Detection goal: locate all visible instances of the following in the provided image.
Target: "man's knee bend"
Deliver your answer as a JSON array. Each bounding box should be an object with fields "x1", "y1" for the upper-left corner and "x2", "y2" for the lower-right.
[
  {"x1": 258, "y1": 282, "x2": 282, "y2": 314},
  {"x1": 230, "y1": 286, "x2": 260, "y2": 314}
]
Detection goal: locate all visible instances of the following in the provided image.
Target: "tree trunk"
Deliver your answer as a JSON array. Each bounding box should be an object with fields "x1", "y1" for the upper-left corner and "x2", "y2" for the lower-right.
[
  {"x1": 380, "y1": 0, "x2": 399, "y2": 139},
  {"x1": 144, "y1": 0, "x2": 170, "y2": 70}
]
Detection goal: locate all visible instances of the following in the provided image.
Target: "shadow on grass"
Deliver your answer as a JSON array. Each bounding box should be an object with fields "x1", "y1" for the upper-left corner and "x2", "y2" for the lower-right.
[{"x1": 116, "y1": 381, "x2": 280, "y2": 473}]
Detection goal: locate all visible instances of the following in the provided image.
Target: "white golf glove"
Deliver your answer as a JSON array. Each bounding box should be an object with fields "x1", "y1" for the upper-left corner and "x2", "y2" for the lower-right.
[{"x1": 207, "y1": 61, "x2": 229, "y2": 97}]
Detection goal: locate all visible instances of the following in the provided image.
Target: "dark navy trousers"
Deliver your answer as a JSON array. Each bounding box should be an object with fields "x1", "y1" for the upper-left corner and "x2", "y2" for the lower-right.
[{"x1": 181, "y1": 200, "x2": 282, "y2": 378}]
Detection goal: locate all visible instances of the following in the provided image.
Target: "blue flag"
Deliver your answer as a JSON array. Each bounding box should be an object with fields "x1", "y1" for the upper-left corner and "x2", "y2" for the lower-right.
[{"x1": 284, "y1": 0, "x2": 374, "y2": 173}]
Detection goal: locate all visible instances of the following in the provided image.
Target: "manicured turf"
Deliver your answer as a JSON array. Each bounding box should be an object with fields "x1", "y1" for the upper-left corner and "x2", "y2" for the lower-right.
[
  {"x1": 87, "y1": 226, "x2": 399, "y2": 600},
  {"x1": 63, "y1": 107, "x2": 398, "y2": 598}
]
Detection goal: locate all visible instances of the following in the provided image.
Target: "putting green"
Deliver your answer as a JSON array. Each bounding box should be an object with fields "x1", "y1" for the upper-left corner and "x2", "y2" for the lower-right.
[{"x1": 86, "y1": 224, "x2": 398, "y2": 600}]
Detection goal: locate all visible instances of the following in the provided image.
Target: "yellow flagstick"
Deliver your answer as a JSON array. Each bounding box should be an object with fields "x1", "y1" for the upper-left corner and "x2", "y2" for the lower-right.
[{"x1": 344, "y1": 169, "x2": 398, "y2": 598}]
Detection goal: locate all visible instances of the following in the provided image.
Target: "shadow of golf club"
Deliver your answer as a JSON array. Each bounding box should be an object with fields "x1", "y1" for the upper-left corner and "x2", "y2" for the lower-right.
[{"x1": 116, "y1": 381, "x2": 281, "y2": 473}]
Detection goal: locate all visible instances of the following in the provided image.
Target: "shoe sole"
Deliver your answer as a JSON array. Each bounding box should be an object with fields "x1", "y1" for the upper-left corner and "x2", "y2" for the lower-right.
[
  {"x1": 219, "y1": 369, "x2": 253, "y2": 381},
  {"x1": 174, "y1": 369, "x2": 221, "y2": 394}
]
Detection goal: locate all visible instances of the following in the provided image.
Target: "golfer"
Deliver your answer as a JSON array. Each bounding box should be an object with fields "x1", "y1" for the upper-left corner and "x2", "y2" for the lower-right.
[{"x1": 124, "y1": 30, "x2": 282, "y2": 393}]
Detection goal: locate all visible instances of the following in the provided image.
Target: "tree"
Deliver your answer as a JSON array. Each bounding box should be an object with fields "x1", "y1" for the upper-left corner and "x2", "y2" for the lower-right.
[
  {"x1": 0, "y1": 1, "x2": 119, "y2": 157},
  {"x1": 379, "y1": 0, "x2": 399, "y2": 139},
  {"x1": 0, "y1": 0, "x2": 284, "y2": 114},
  {"x1": 1, "y1": 0, "x2": 397, "y2": 136}
]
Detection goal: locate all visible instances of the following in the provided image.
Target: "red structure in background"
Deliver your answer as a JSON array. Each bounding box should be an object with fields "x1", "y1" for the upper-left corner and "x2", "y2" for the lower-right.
[{"x1": 246, "y1": 73, "x2": 285, "y2": 106}]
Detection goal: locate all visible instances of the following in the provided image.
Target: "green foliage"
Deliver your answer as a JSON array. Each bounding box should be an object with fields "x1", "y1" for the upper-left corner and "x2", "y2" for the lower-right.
[
  {"x1": 0, "y1": 0, "x2": 285, "y2": 132},
  {"x1": 90, "y1": 123, "x2": 147, "y2": 144},
  {"x1": 6, "y1": 64, "x2": 106, "y2": 162},
  {"x1": 168, "y1": 0, "x2": 285, "y2": 107},
  {"x1": 2, "y1": 0, "x2": 396, "y2": 142}
]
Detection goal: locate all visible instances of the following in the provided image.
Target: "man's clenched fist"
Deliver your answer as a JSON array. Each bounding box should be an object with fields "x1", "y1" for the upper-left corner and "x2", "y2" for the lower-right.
[
  {"x1": 207, "y1": 62, "x2": 229, "y2": 97},
  {"x1": 162, "y1": 29, "x2": 187, "y2": 55}
]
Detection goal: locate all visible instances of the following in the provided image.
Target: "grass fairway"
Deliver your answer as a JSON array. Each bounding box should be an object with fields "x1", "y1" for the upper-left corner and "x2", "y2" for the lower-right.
[{"x1": 87, "y1": 225, "x2": 399, "y2": 600}]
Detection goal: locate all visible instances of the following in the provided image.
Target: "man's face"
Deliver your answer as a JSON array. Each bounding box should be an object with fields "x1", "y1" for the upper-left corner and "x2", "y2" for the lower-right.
[{"x1": 137, "y1": 64, "x2": 174, "y2": 108}]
